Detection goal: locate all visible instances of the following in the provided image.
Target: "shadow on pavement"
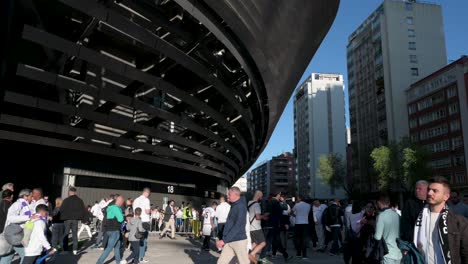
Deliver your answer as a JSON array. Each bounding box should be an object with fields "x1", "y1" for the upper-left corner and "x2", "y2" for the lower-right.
[{"x1": 184, "y1": 236, "x2": 219, "y2": 264}]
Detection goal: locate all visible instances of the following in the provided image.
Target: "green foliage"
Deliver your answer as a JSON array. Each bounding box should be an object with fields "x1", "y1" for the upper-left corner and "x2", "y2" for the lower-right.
[
  {"x1": 370, "y1": 137, "x2": 430, "y2": 192},
  {"x1": 317, "y1": 153, "x2": 347, "y2": 193}
]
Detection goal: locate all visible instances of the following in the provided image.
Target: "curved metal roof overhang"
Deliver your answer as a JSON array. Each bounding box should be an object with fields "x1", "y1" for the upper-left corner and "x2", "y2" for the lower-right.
[
  {"x1": 1, "y1": 0, "x2": 339, "y2": 186},
  {"x1": 177, "y1": 0, "x2": 341, "y2": 175}
]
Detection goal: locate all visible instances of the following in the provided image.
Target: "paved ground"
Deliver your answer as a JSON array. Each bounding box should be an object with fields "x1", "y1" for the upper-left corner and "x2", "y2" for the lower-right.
[{"x1": 13, "y1": 233, "x2": 342, "y2": 264}]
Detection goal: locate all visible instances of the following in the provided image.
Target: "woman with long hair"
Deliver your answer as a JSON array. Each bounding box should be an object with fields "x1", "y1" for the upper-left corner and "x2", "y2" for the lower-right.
[{"x1": 51, "y1": 197, "x2": 65, "y2": 249}]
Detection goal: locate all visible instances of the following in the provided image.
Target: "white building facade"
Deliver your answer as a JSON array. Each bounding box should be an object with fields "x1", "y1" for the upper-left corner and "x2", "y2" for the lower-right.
[
  {"x1": 347, "y1": 0, "x2": 447, "y2": 192},
  {"x1": 294, "y1": 73, "x2": 347, "y2": 199}
]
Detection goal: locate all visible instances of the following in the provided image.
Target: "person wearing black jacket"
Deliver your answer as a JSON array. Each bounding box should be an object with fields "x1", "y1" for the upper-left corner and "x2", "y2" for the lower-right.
[
  {"x1": 0, "y1": 189, "x2": 13, "y2": 234},
  {"x1": 400, "y1": 180, "x2": 428, "y2": 242},
  {"x1": 60, "y1": 187, "x2": 86, "y2": 254},
  {"x1": 269, "y1": 192, "x2": 293, "y2": 262}
]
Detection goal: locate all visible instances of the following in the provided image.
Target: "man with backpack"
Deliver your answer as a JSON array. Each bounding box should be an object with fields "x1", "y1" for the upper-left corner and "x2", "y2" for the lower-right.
[
  {"x1": 60, "y1": 187, "x2": 86, "y2": 255},
  {"x1": 22, "y1": 204, "x2": 56, "y2": 264},
  {"x1": 248, "y1": 191, "x2": 268, "y2": 264},
  {"x1": 96, "y1": 195, "x2": 125, "y2": 264},
  {"x1": 0, "y1": 189, "x2": 34, "y2": 264}
]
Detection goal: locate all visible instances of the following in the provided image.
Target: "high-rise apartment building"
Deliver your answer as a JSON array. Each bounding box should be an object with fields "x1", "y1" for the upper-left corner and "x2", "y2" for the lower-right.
[
  {"x1": 247, "y1": 152, "x2": 296, "y2": 197},
  {"x1": 347, "y1": 0, "x2": 447, "y2": 191},
  {"x1": 407, "y1": 56, "x2": 468, "y2": 191},
  {"x1": 294, "y1": 73, "x2": 347, "y2": 199}
]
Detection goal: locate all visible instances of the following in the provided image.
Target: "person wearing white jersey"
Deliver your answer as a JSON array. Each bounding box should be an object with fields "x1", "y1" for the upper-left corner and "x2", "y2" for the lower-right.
[
  {"x1": 202, "y1": 202, "x2": 216, "y2": 251},
  {"x1": 215, "y1": 195, "x2": 231, "y2": 251},
  {"x1": 133, "y1": 188, "x2": 151, "y2": 263}
]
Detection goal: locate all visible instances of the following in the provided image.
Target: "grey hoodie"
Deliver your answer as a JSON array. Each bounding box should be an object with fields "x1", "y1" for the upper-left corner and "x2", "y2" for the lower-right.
[{"x1": 127, "y1": 217, "x2": 145, "y2": 242}]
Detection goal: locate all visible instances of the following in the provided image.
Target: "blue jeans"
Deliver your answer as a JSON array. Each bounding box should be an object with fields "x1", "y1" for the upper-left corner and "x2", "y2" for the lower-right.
[
  {"x1": 96, "y1": 231, "x2": 121, "y2": 264},
  {"x1": 0, "y1": 246, "x2": 25, "y2": 264},
  {"x1": 139, "y1": 230, "x2": 149, "y2": 259}
]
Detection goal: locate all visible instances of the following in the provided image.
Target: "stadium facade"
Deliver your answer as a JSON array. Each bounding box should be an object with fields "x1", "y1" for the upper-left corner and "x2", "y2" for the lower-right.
[{"x1": 1, "y1": 0, "x2": 339, "y2": 205}]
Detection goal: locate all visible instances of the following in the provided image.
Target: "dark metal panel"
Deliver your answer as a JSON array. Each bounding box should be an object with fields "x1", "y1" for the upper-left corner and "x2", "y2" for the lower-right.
[
  {"x1": 59, "y1": 0, "x2": 255, "y2": 155},
  {"x1": 17, "y1": 63, "x2": 243, "y2": 167},
  {"x1": 4, "y1": 90, "x2": 238, "y2": 172},
  {"x1": 0, "y1": 130, "x2": 230, "y2": 181},
  {"x1": 0, "y1": 114, "x2": 234, "y2": 177},
  {"x1": 21, "y1": 25, "x2": 249, "y2": 163}
]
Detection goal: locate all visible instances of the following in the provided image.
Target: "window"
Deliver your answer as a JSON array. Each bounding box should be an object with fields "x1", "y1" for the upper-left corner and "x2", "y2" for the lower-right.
[
  {"x1": 428, "y1": 158, "x2": 451, "y2": 169},
  {"x1": 452, "y1": 137, "x2": 463, "y2": 149},
  {"x1": 408, "y1": 29, "x2": 416, "y2": 37},
  {"x1": 450, "y1": 120, "x2": 460, "y2": 131},
  {"x1": 417, "y1": 98, "x2": 432, "y2": 111},
  {"x1": 410, "y1": 55, "x2": 418, "y2": 63},
  {"x1": 453, "y1": 155, "x2": 465, "y2": 166},
  {"x1": 408, "y1": 104, "x2": 417, "y2": 114},
  {"x1": 430, "y1": 140, "x2": 450, "y2": 153},
  {"x1": 406, "y1": 17, "x2": 414, "y2": 25},
  {"x1": 405, "y1": 3, "x2": 413, "y2": 11},
  {"x1": 447, "y1": 87, "x2": 457, "y2": 98},
  {"x1": 411, "y1": 67, "x2": 419, "y2": 76},
  {"x1": 409, "y1": 42, "x2": 416, "y2": 50},
  {"x1": 409, "y1": 118, "x2": 418, "y2": 129},
  {"x1": 448, "y1": 103, "x2": 459, "y2": 115}
]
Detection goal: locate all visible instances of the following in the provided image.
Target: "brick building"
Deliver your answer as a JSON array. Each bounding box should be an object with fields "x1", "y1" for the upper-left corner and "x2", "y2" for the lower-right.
[
  {"x1": 247, "y1": 152, "x2": 296, "y2": 197},
  {"x1": 406, "y1": 56, "x2": 468, "y2": 191}
]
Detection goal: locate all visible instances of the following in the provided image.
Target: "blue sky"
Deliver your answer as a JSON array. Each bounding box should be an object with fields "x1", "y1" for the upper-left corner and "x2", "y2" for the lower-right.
[{"x1": 247, "y1": 0, "x2": 468, "y2": 172}]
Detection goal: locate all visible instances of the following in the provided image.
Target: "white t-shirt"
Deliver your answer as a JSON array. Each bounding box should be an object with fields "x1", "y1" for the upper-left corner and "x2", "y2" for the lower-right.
[
  {"x1": 215, "y1": 202, "x2": 231, "y2": 224},
  {"x1": 248, "y1": 201, "x2": 262, "y2": 231},
  {"x1": 313, "y1": 204, "x2": 327, "y2": 224},
  {"x1": 133, "y1": 195, "x2": 151, "y2": 222},
  {"x1": 293, "y1": 201, "x2": 311, "y2": 225},
  {"x1": 427, "y1": 212, "x2": 444, "y2": 264},
  {"x1": 192, "y1": 209, "x2": 198, "y2": 220},
  {"x1": 176, "y1": 209, "x2": 183, "y2": 218},
  {"x1": 202, "y1": 207, "x2": 215, "y2": 225}
]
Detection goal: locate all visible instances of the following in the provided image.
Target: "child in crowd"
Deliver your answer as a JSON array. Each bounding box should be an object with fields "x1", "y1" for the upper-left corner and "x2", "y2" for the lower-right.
[
  {"x1": 126, "y1": 207, "x2": 146, "y2": 264},
  {"x1": 23, "y1": 204, "x2": 56, "y2": 264}
]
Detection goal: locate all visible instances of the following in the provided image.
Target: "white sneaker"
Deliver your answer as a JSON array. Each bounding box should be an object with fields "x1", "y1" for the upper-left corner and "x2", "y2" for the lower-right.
[
  {"x1": 139, "y1": 259, "x2": 149, "y2": 263},
  {"x1": 73, "y1": 250, "x2": 78, "y2": 255},
  {"x1": 119, "y1": 261, "x2": 127, "y2": 264}
]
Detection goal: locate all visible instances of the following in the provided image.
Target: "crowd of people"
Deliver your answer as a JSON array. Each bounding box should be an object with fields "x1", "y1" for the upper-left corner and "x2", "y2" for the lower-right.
[{"x1": 0, "y1": 177, "x2": 467, "y2": 264}]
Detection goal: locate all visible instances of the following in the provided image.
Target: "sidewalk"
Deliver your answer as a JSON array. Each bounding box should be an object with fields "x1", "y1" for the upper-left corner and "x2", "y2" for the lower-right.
[{"x1": 14, "y1": 233, "x2": 342, "y2": 264}]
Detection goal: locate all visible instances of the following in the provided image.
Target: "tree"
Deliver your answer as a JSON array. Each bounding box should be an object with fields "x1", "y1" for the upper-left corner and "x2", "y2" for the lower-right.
[
  {"x1": 370, "y1": 138, "x2": 430, "y2": 192},
  {"x1": 317, "y1": 153, "x2": 351, "y2": 196}
]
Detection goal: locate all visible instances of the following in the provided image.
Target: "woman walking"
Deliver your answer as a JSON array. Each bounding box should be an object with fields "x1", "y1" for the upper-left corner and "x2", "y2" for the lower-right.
[{"x1": 51, "y1": 197, "x2": 65, "y2": 250}]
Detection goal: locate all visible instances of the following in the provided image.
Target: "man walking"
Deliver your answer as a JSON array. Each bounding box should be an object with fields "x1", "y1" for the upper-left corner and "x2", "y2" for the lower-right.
[
  {"x1": 0, "y1": 189, "x2": 33, "y2": 264},
  {"x1": 96, "y1": 195, "x2": 125, "y2": 264},
  {"x1": 292, "y1": 196, "x2": 311, "y2": 258},
  {"x1": 216, "y1": 187, "x2": 249, "y2": 264},
  {"x1": 374, "y1": 194, "x2": 402, "y2": 264},
  {"x1": 60, "y1": 187, "x2": 86, "y2": 255},
  {"x1": 160, "y1": 200, "x2": 176, "y2": 239},
  {"x1": 248, "y1": 191, "x2": 267, "y2": 264},
  {"x1": 313, "y1": 199, "x2": 327, "y2": 251},
  {"x1": 324, "y1": 199, "x2": 343, "y2": 256},
  {"x1": 269, "y1": 192, "x2": 293, "y2": 262},
  {"x1": 133, "y1": 188, "x2": 151, "y2": 263},
  {"x1": 413, "y1": 177, "x2": 468, "y2": 264},
  {"x1": 202, "y1": 202, "x2": 216, "y2": 251},
  {"x1": 215, "y1": 195, "x2": 231, "y2": 251},
  {"x1": 401, "y1": 180, "x2": 428, "y2": 242}
]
